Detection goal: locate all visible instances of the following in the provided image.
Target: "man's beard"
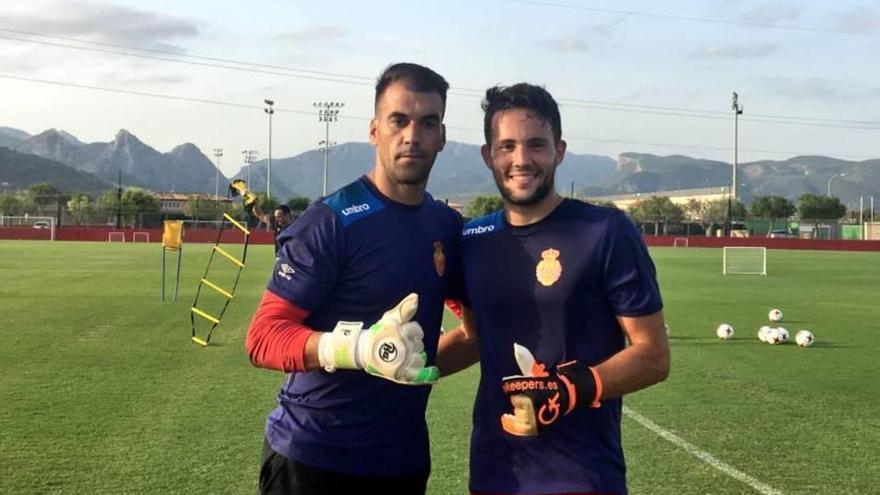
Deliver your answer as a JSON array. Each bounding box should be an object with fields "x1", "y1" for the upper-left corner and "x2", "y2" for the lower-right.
[
  {"x1": 494, "y1": 167, "x2": 556, "y2": 206},
  {"x1": 390, "y1": 157, "x2": 434, "y2": 185}
]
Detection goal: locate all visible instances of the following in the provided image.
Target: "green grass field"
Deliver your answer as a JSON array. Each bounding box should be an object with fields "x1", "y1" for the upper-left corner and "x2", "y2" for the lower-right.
[{"x1": 1, "y1": 240, "x2": 878, "y2": 494}]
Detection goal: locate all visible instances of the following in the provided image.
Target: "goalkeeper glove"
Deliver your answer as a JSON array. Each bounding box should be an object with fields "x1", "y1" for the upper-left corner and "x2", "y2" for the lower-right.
[
  {"x1": 500, "y1": 343, "x2": 602, "y2": 436},
  {"x1": 317, "y1": 293, "x2": 439, "y2": 385}
]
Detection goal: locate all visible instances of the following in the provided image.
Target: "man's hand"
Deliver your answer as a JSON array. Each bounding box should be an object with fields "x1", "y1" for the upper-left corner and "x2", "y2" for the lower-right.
[
  {"x1": 500, "y1": 344, "x2": 602, "y2": 436},
  {"x1": 318, "y1": 293, "x2": 439, "y2": 385}
]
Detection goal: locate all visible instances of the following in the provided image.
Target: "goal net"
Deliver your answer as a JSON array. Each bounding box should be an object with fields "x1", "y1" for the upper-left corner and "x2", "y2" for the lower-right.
[
  {"x1": 108, "y1": 232, "x2": 125, "y2": 243},
  {"x1": 723, "y1": 247, "x2": 766, "y2": 275},
  {"x1": 673, "y1": 237, "x2": 689, "y2": 247},
  {"x1": 132, "y1": 231, "x2": 150, "y2": 243},
  {"x1": 0, "y1": 215, "x2": 55, "y2": 241}
]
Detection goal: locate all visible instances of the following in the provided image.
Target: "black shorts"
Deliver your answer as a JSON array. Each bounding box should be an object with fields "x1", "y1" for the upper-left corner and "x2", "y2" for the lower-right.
[{"x1": 258, "y1": 438, "x2": 430, "y2": 495}]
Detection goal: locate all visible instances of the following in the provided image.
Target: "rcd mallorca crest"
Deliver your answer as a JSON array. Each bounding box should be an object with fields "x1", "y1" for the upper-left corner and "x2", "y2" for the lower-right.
[{"x1": 536, "y1": 248, "x2": 562, "y2": 287}]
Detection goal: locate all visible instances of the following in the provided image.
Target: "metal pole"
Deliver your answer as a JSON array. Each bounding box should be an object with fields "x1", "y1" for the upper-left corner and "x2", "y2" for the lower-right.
[
  {"x1": 213, "y1": 147, "x2": 223, "y2": 207},
  {"x1": 860, "y1": 196, "x2": 864, "y2": 225},
  {"x1": 872, "y1": 196, "x2": 875, "y2": 222},
  {"x1": 264, "y1": 100, "x2": 275, "y2": 198},
  {"x1": 323, "y1": 117, "x2": 330, "y2": 196},
  {"x1": 314, "y1": 101, "x2": 344, "y2": 196},
  {"x1": 116, "y1": 169, "x2": 122, "y2": 228},
  {"x1": 729, "y1": 92, "x2": 743, "y2": 236}
]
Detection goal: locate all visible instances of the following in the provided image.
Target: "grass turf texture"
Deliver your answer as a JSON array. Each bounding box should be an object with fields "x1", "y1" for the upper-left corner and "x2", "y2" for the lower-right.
[{"x1": 1, "y1": 241, "x2": 877, "y2": 494}]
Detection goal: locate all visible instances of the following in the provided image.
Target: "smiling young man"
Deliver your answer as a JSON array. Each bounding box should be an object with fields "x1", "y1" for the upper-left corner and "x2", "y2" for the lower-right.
[
  {"x1": 246, "y1": 63, "x2": 462, "y2": 495},
  {"x1": 438, "y1": 83, "x2": 670, "y2": 495}
]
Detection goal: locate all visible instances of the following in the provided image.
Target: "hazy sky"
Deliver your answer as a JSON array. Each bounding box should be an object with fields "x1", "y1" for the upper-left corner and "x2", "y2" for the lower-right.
[{"x1": 1, "y1": 0, "x2": 879, "y2": 175}]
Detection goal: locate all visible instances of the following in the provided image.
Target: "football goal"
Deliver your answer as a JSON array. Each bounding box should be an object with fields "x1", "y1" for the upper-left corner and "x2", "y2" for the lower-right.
[
  {"x1": 132, "y1": 231, "x2": 150, "y2": 243},
  {"x1": 0, "y1": 215, "x2": 55, "y2": 241},
  {"x1": 108, "y1": 232, "x2": 126, "y2": 243},
  {"x1": 673, "y1": 237, "x2": 689, "y2": 247},
  {"x1": 723, "y1": 246, "x2": 766, "y2": 276},
  {"x1": 864, "y1": 222, "x2": 880, "y2": 240}
]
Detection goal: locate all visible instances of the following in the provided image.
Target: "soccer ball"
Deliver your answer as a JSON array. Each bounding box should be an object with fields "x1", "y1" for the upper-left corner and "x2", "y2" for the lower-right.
[
  {"x1": 665, "y1": 323, "x2": 670, "y2": 336},
  {"x1": 758, "y1": 325, "x2": 772, "y2": 343},
  {"x1": 776, "y1": 327, "x2": 790, "y2": 343},
  {"x1": 765, "y1": 328, "x2": 785, "y2": 345},
  {"x1": 796, "y1": 330, "x2": 815, "y2": 347},
  {"x1": 716, "y1": 324, "x2": 734, "y2": 340},
  {"x1": 768, "y1": 309, "x2": 784, "y2": 322}
]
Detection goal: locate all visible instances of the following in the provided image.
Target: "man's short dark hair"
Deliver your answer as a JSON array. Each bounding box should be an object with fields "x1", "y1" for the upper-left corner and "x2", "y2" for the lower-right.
[
  {"x1": 375, "y1": 63, "x2": 449, "y2": 115},
  {"x1": 274, "y1": 204, "x2": 291, "y2": 215},
  {"x1": 482, "y1": 83, "x2": 562, "y2": 145}
]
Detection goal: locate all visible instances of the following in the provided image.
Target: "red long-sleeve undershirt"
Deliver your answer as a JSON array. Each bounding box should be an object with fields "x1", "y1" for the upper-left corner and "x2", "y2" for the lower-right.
[{"x1": 245, "y1": 290, "x2": 315, "y2": 372}]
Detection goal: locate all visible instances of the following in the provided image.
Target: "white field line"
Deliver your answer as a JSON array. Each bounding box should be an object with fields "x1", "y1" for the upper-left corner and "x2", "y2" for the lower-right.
[{"x1": 623, "y1": 406, "x2": 783, "y2": 495}]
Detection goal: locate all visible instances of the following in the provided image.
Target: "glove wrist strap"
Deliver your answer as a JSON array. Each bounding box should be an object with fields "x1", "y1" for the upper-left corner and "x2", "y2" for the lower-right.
[
  {"x1": 558, "y1": 361, "x2": 602, "y2": 410},
  {"x1": 317, "y1": 321, "x2": 364, "y2": 373}
]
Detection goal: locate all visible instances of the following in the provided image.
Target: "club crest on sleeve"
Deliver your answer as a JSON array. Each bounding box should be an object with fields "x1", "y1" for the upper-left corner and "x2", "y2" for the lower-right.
[
  {"x1": 277, "y1": 263, "x2": 295, "y2": 281},
  {"x1": 536, "y1": 248, "x2": 562, "y2": 287},
  {"x1": 433, "y1": 241, "x2": 446, "y2": 277}
]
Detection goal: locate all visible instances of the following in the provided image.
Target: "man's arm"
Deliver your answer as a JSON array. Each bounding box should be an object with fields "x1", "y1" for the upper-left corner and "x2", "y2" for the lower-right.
[
  {"x1": 436, "y1": 305, "x2": 480, "y2": 376},
  {"x1": 245, "y1": 289, "x2": 323, "y2": 372},
  {"x1": 594, "y1": 310, "x2": 670, "y2": 399},
  {"x1": 246, "y1": 290, "x2": 439, "y2": 384}
]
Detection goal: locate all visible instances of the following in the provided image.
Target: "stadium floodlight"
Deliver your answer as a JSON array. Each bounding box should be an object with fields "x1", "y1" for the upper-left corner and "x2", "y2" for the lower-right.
[
  {"x1": 213, "y1": 147, "x2": 223, "y2": 205},
  {"x1": 264, "y1": 99, "x2": 275, "y2": 198},
  {"x1": 314, "y1": 101, "x2": 345, "y2": 196},
  {"x1": 723, "y1": 246, "x2": 766, "y2": 275},
  {"x1": 728, "y1": 92, "x2": 743, "y2": 236}
]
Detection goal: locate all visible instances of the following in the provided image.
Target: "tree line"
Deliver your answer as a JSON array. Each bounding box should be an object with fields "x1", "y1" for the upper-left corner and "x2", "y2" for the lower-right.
[
  {"x1": 465, "y1": 193, "x2": 852, "y2": 237},
  {"x1": 0, "y1": 182, "x2": 310, "y2": 228}
]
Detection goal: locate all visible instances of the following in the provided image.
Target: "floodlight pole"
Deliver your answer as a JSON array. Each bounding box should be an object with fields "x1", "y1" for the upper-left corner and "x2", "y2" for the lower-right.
[
  {"x1": 116, "y1": 169, "x2": 122, "y2": 228},
  {"x1": 264, "y1": 99, "x2": 275, "y2": 198},
  {"x1": 213, "y1": 147, "x2": 223, "y2": 207},
  {"x1": 314, "y1": 101, "x2": 344, "y2": 196},
  {"x1": 728, "y1": 92, "x2": 743, "y2": 236},
  {"x1": 242, "y1": 149, "x2": 257, "y2": 185}
]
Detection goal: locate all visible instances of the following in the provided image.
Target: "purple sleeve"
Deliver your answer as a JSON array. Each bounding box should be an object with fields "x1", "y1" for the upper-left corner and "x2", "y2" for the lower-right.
[
  {"x1": 267, "y1": 203, "x2": 341, "y2": 312},
  {"x1": 602, "y1": 211, "x2": 663, "y2": 317}
]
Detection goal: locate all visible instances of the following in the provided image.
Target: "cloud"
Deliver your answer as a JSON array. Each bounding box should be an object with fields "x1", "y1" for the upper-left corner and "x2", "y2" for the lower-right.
[
  {"x1": 691, "y1": 41, "x2": 780, "y2": 59},
  {"x1": 835, "y1": 6, "x2": 880, "y2": 32},
  {"x1": 0, "y1": 0, "x2": 198, "y2": 52},
  {"x1": 99, "y1": 73, "x2": 188, "y2": 86},
  {"x1": 536, "y1": 36, "x2": 590, "y2": 52},
  {"x1": 756, "y1": 76, "x2": 880, "y2": 101},
  {"x1": 535, "y1": 15, "x2": 629, "y2": 53},
  {"x1": 277, "y1": 25, "x2": 349, "y2": 44},
  {"x1": 738, "y1": 2, "x2": 803, "y2": 24}
]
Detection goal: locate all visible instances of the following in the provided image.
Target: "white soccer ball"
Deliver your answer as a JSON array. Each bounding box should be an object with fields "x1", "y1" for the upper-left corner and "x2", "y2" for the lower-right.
[
  {"x1": 768, "y1": 309, "x2": 784, "y2": 322},
  {"x1": 765, "y1": 328, "x2": 785, "y2": 345},
  {"x1": 795, "y1": 330, "x2": 815, "y2": 347},
  {"x1": 776, "y1": 327, "x2": 789, "y2": 342},
  {"x1": 716, "y1": 324, "x2": 734, "y2": 340},
  {"x1": 665, "y1": 323, "x2": 670, "y2": 336},
  {"x1": 758, "y1": 325, "x2": 772, "y2": 342}
]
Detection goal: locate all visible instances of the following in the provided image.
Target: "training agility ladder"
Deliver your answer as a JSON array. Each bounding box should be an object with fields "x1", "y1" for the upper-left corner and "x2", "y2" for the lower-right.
[{"x1": 190, "y1": 180, "x2": 257, "y2": 346}]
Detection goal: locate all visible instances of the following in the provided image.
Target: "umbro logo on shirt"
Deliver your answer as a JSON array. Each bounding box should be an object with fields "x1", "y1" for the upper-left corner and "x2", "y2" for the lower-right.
[
  {"x1": 462, "y1": 224, "x2": 495, "y2": 237},
  {"x1": 341, "y1": 203, "x2": 370, "y2": 216},
  {"x1": 277, "y1": 263, "x2": 295, "y2": 281}
]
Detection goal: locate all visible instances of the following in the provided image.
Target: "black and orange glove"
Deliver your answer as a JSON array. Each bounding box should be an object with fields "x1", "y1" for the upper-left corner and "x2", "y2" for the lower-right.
[{"x1": 500, "y1": 344, "x2": 603, "y2": 436}]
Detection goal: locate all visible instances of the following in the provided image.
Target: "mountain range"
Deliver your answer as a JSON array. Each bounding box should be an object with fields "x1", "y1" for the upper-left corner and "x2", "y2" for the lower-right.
[{"x1": 0, "y1": 126, "x2": 876, "y2": 207}]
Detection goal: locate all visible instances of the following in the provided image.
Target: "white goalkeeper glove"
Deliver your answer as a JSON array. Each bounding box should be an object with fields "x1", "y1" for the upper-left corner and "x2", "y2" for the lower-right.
[{"x1": 317, "y1": 293, "x2": 439, "y2": 385}]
